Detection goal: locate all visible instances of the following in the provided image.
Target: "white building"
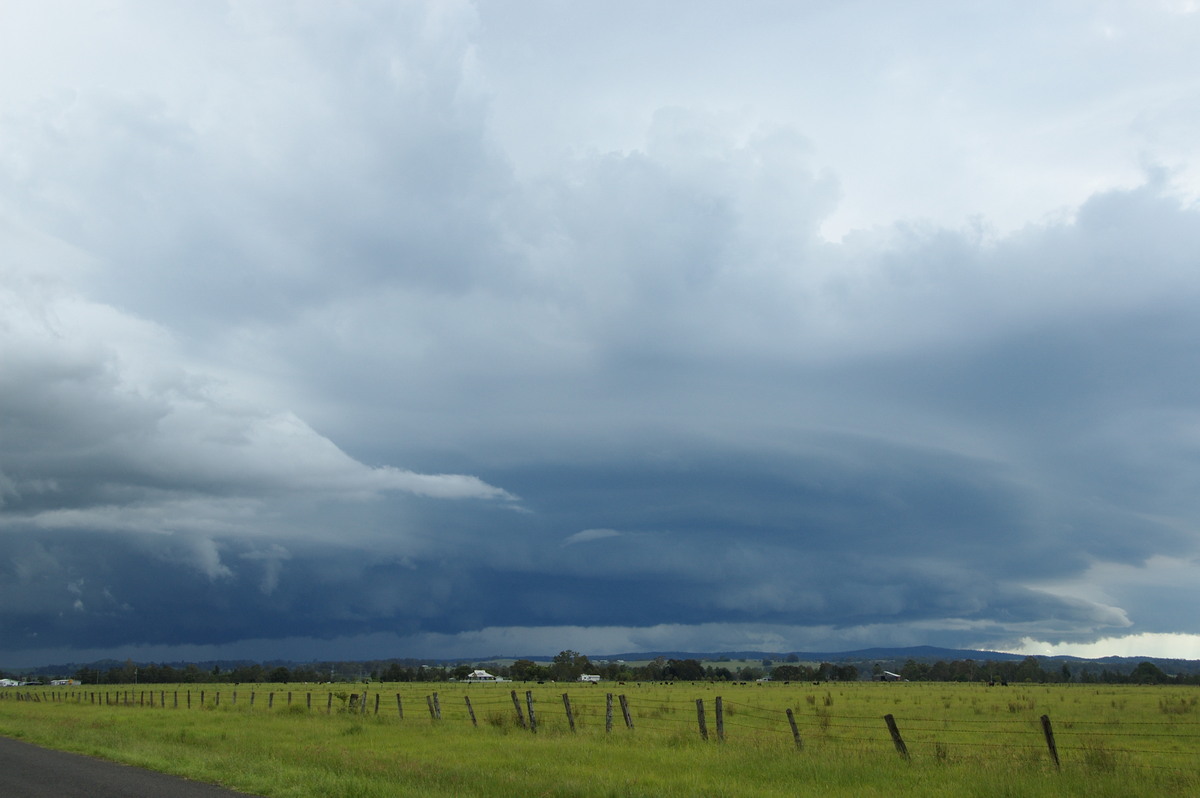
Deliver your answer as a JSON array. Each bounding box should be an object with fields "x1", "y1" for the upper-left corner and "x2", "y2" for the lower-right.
[
  {"x1": 464, "y1": 669, "x2": 497, "y2": 682},
  {"x1": 578, "y1": 674, "x2": 600, "y2": 682}
]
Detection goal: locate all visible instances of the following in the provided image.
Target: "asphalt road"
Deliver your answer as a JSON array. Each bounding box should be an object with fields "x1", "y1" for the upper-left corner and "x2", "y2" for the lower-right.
[{"x1": 0, "y1": 736, "x2": 262, "y2": 797}]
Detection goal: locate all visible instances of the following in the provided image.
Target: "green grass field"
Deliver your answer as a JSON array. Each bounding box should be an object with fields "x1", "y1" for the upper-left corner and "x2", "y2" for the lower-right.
[{"x1": 2, "y1": 681, "x2": 1198, "y2": 797}]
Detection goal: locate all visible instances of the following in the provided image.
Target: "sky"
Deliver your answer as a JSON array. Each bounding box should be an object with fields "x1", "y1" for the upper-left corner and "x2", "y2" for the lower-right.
[{"x1": 2, "y1": 1, "x2": 1200, "y2": 669}]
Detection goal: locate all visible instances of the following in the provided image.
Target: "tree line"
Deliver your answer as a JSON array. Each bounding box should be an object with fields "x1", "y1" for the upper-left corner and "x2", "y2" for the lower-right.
[
  {"x1": 891, "y1": 656, "x2": 1192, "y2": 684},
  {"x1": 8, "y1": 652, "x2": 1193, "y2": 687},
  {"x1": 55, "y1": 651, "x2": 843, "y2": 685}
]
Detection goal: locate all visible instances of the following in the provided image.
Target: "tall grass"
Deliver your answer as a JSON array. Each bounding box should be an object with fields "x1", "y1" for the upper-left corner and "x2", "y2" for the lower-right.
[{"x1": 2, "y1": 682, "x2": 1198, "y2": 797}]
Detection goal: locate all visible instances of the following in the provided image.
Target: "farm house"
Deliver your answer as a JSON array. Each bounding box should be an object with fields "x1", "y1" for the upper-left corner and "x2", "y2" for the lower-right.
[{"x1": 464, "y1": 669, "x2": 498, "y2": 682}]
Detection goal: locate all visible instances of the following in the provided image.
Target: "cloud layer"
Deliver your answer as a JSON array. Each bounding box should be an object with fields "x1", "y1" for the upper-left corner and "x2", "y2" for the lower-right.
[{"x1": 3, "y1": 1, "x2": 1200, "y2": 666}]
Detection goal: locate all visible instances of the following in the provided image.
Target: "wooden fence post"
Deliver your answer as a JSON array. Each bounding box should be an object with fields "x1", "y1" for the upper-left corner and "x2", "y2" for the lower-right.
[
  {"x1": 432, "y1": 692, "x2": 442, "y2": 720},
  {"x1": 306, "y1": 692, "x2": 311, "y2": 710},
  {"x1": 465, "y1": 696, "x2": 477, "y2": 727},
  {"x1": 696, "y1": 699, "x2": 708, "y2": 741},
  {"x1": 396, "y1": 694, "x2": 403, "y2": 719},
  {"x1": 619, "y1": 694, "x2": 634, "y2": 729},
  {"x1": 606, "y1": 693, "x2": 614, "y2": 733},
  {"x1": 786, "y1": 708, "x2": 803, "y2": 749},
  {"x1": 1041, "y1": 714, "x2": 1061, "y2": 771},
  {"x1": 426, "y1": 694, "x2": 436, "y2": 720},
  {"x1": 288, "y1": 691, "x2": 293, "y2": 707},
  {"x1": 562, "y1": 693, "x2": 576, "y2": 732},
  {"x1": 250, "y1": 691, "x2": 255, "y2": 707},
  {"x1": 511, "y1": 690, "x2": 527, "y2": 729},
  {"x1": 327, "y1": 692, "x2": 333, "y2": 714},
  {"x1": 374, "y1": 694, "x2": 380, "y2": 715},
  {"x1": 884, "y1": 714, "x2": 909, "y2": 760},
  {"x1": 526, "y1": 691, "x2": 538, "y2": 734},
  {"x1": 715, "y1": 696, "x2": 725, "y2": 742},
  {"x1": 160, "y1": 691, "x2": 165, "y2": 708}
]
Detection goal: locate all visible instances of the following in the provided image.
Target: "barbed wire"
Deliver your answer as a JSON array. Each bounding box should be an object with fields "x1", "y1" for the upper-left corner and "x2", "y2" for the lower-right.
[{"x1": 11, "y1": 687, "x2": 1200, "y2": 772}]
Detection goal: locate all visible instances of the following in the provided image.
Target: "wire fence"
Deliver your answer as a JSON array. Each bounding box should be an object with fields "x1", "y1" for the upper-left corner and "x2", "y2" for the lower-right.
[{"x1": 7, "y1": 683, "x2": 1200, "y2": 773}]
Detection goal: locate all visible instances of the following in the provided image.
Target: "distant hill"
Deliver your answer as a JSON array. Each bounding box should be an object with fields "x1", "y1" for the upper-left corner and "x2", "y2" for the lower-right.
[
  {"x1": 568, "y1": 646, "x2": 1026, "y2": 664},
  {"x1": 10, "y1": 645, "x2": 1200, "y2": 678}
]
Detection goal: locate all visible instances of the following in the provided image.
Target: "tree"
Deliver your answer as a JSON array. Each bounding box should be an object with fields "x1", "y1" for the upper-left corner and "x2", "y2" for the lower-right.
[
  {"x1": 737, "y1": 666, "x2": 764, "y2": 681},
  {"x1": 663, "y1": 659, "x2": 704, "y2": 681},
  {"x1": 770, "y1": 664, "x2": 810, "y2": 682},
  {"x1": 832, "y1": 664, "x2": 858, "y2": 682},
  {"x1": 551, "y1": 650, "x2": 592, "y2": 681},
  {"x1": 706, "y1": 666, "x2": 734, "y2": 681},
  {"x1": 1130, "y1": 661, "x2": 1168, "y2": 684},
  {"x1": 510, "y1": 659, "x2": 541, "y2": 681},
  {"x1": 1014, "y1": 656, "x2": 1045, "y2": 683}
]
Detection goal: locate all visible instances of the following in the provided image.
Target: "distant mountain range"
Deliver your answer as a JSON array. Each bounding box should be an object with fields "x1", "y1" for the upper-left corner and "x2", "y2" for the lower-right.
[
  {"x1": 10, "y1": 645, "x2": 1200, "y2": 677},
  {"x1": 574, "y1": 646, "x2": 1027, "y2": 664}
]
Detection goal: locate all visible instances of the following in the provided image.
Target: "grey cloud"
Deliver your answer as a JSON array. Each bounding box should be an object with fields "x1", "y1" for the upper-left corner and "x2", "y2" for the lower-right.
[{"x1": 4, "y1": 2, "x2": 1200, "y2": 664}]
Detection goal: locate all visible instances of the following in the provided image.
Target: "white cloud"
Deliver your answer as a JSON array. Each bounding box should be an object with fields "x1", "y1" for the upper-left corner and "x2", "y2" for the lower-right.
[
  {"x1": 563, "y1": 528, "x2": 622, "y2": 546},
  {"x1": 0, "y1": 229, "x2": 514, "y2": 542},
  {"x1": 1009, "y1": 633, "x2": 1200, "y2": 660}
]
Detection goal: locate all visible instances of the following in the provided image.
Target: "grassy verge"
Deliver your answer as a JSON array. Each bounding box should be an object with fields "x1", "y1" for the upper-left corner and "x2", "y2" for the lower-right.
[{"x1": 2, "y1": 682, "x2": 1198, "y2": 797}]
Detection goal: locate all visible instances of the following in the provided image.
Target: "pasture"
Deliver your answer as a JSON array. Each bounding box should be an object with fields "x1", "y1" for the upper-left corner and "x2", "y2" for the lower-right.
[{"x1": 2, "y1": 680, "x2": 1198, "y2": 797}]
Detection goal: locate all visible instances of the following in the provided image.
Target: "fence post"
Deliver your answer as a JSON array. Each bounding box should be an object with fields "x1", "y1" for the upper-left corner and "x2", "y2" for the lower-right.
[
  {"x1": 374, "y1": 694, "x2": 380, "y2": 715},
  {"x1": 696, "y1": 699, "x2": 708, "y2": 741},
  {"x1": 288, "y1": 691, "x2": 293, "y2": 707},
  {"x1": 426, "y1": 694, "x2": 436, "y2": 720},
  {"x1": 1041, "y1": 714, "x2": 1061, "y2": 771},
  {"x1": 526, "y1": 691, "x2": 538, "y2": 734},
  {"x1": 619, "y1": 694, "x2": 634, "y2": 729},
  {"x1": 606, "y1": 693, "x2": 614, "y2": 733},
  {"x1": 327, "y1": 692, "x2": 333, "y2": 714},
  {"x1": 562, "y1": 693, "x2": 576, "y2": 732},
  {"x1": 160, "y1": 691, "x2": 165, "y2": 708},
  {"x1": 432, "y1": 692, "x2": 441, "y2": 720},
  {"x1": 465, "y1": 696, "x2": 478, "y2": 727},
  {"x1": 786, "y1": 708, "x2": 803, "y2": 749},
  {"x1": 307, "y1": 692, "x2": 312, "y2": 710},
  {"x1": 511, "y1": 690, "x2": 527, "y2": 729},
  {"x1": 884, "y1": 714, "x2": 909, "y2": 760},
  {"x1": 250, "y1": 691, "x2": 255, "y2": 708},
  {"x1": 715, "y1": 696, "x2": 725, "y2": 742},
  {"x1": 396, "y1": 693, "x2": 403, "y2": 719}
]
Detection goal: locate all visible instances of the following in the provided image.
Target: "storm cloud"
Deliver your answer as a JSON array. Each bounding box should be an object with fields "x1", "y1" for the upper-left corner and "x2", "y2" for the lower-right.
[{"x1": 3, "y1": 1, "x2": 1200, "y2": 666}]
